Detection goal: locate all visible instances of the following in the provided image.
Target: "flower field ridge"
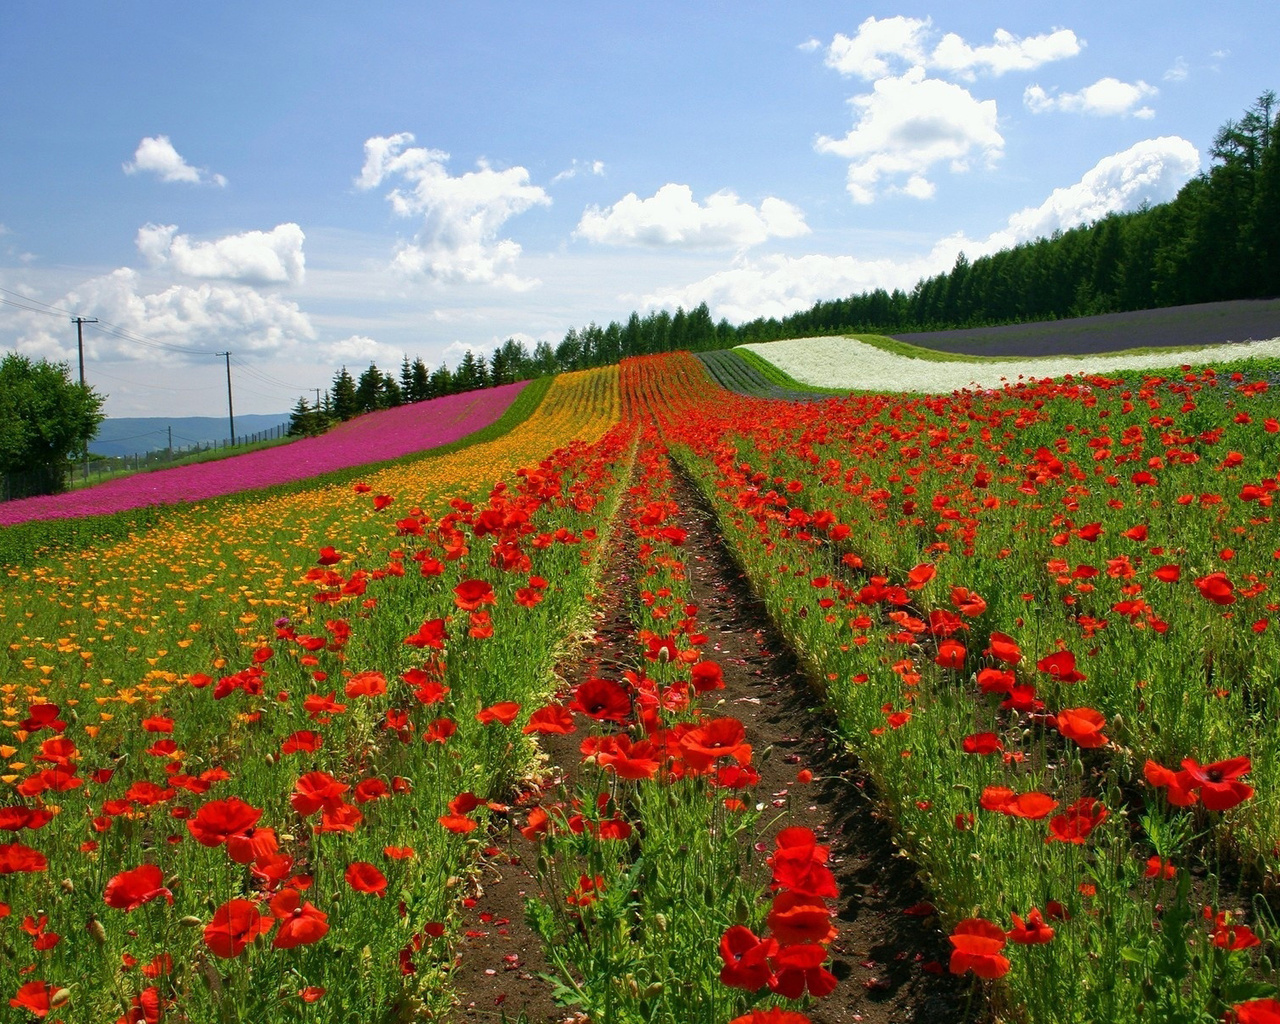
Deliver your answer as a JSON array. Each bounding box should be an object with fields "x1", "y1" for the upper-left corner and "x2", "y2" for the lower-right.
[
  {"x1": 741, "y1": 334, "x2": 1280, "y2": 394},
  {"x1": 0, "y1": 381, "x2": 527, "y2": 527}
]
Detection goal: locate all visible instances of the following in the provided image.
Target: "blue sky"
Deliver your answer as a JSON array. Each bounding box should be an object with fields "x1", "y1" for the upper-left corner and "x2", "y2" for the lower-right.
[{"x1": 1, "y1": 2, "x2": 1275, "y2": 416}]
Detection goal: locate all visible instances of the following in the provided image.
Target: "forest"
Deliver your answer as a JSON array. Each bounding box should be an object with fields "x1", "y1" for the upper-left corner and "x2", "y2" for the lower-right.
[{"x1": 299, "y1": 91, "x2": 1279, "y2": 429}]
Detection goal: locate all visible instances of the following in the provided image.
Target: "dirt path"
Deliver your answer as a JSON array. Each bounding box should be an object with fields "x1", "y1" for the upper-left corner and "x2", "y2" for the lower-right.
[{"x1": 446, "y1": 456, "x2": 984, "y2": 1023}]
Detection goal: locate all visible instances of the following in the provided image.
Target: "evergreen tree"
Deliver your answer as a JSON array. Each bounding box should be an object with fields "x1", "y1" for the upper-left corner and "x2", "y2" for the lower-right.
[
  {"x1": 399, "y1": 356, "x2": 414, "y2": 399},
  {"x1": 430, "y1": 362, "x2": 454, "y2": 397},
  {"x1": 410, "y1": 357, "x2": 431, "y2": 402},
  {"x1": 355, "y1": 362, "x2": 386, "y2": 413},
  {"x1": 330, "y1": 367, "x2": 358, "y2": 420}
]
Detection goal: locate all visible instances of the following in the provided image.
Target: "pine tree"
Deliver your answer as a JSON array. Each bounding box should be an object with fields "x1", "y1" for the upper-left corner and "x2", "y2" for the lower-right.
[{"x1": 331, "y1": 367, "x2": 358, "y2": 420}]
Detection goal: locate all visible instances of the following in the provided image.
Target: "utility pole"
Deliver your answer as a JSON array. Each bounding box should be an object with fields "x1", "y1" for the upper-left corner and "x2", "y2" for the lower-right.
[
  {"x1": 216, "y1": 352, "x2": 235, "y2": 444},
  {"x1": 72, "y1": 316, "x2": 98, "y2": 481}
]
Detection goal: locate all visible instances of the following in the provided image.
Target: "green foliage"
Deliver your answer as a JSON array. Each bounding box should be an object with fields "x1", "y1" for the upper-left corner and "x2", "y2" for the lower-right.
[{"x1": 0, "y1": 352, "x2": 105, "y2": 497}]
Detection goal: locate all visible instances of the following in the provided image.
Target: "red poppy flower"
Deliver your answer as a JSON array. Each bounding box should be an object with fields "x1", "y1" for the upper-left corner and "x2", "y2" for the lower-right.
[
  {"x1": 1055, "y1": 707, "x2": 1108, "y2": 748},
  {"x1": 103, "y1": 864, "x2": 174, "y2": 911},
  {"x1": 719, "y1": 925, "x2": 773, "y2": 990},
  {"x1": 404, "y1": 618, "x2": 448, "y2": 650},
  {"x1": 906, "y1": 563, "x2": 936, "y2": 589},
  {"x1": 1047, "y1": 797, "x2": 1108, "y2": 844},
  {"x1": 439, "y1": 814, "x2": 477, "y2": 834},
  {"x1": 948, "y1": 917, "x2": 1010, "y2": 978},
  {"x1": 270, "y1": 889, "x2": 329, "y2": 948},
  {"x1": 1036, "y1": 650, "x2": 1086, "y2": 683},
  {"x1": 475, "y1": 702, "x2": 521, "y2": 726},
  {"x1": 986, "y1": 632, "x2": 1022, "y2": 665},
  {"x1": 317, "y1": 546, "x2": 342, "y2": 565},
  {"x1": 1143, "y1": 760, "x2": 1199, "y2": 807},
  {"x1": 423, "y1": 717, "x2": 457, "y2": 744},
  {"x1": 1232, "y1": 999, "x2": 1280, "y2": 1024},
  {"x1": 594, "y1": 734, "x2": 663, "y2": 781},
  {"x1": 1008, "y1": 908, "x2": 1054, "y2": 944},
  {"x1": 187, "y1": 797, "x2": 263, "y2": 847},
  {"x1": 766, "y1": 892, "x2": 836, "y2": 945},
  {"x1": 1194, "y1": 572, "x2": 1236, "y2": 605},
  {"x1": 977, "y1": 668, "x2": 1016, "y2": 694},
  {"x1": 345, "y1": 861, "x2": 388, "y2": 897},
  {"x1": 1181, "y1": 756, "x2": 1254, "y2": 811},
  {"x1": 345, "y1": 670, "x2": 387, "y2": 698},
  {"x1": 678, "y1": 717, "x2": 752, "y2": 773},
  {"x1": 372, "y1": 494, "x2": 393, "y2": 510},
  {"x1": 934, "y1": 640, "x2": 967, "y2": 669},
  {"x1": 690, "y1": 661, "x2": 725, "y2": 693},
  {"x1": 281, "y1": 730, "x2": 323, "y2": 755},
  {"x1": 569, "y1": 678, "x2": 632, "y2": 722},
  {"x1": 1153, "y1": 565, "x2": 1182, "y2": 582},
  {"x1": 204, "y1": 899, "x2": 271, "y2": 958},
  {"x1": 728, "y1": 1008, "x2": 813, "y2": 1024},
  {"x1": 522, "y1": 705, "x2": 576, "y2": 735},
  {"x1": 290, "y1": 771, "x2": 349, "y2": 816},
  {"x1": 962, "y1": 732, "x2": 1003, "y2": 755},
  {"x1": 9, "y1": 980, "x2": 55, "y2": 1018},
  {"x1": 453, "y1": 579, "x2": 496, "y2": 611},
  {"x1": 770, "y1": 941, "x2": 838, "y2": 999}
]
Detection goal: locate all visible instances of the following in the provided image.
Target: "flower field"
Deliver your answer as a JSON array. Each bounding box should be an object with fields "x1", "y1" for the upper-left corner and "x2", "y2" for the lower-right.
[{"x1": 5, "y1": 344, "x2": 1280, "y2": 1023}]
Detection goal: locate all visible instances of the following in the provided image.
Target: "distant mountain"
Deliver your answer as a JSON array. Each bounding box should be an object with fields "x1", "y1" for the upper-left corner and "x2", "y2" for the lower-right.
[{"x1": 90, "y1": 414, "x2": 290, "y2": 458}]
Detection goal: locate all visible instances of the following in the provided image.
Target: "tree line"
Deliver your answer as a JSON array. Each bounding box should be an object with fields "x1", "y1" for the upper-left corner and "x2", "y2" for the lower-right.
[{"x1": 295, "y1": 91, "x2": 1279, "y2": 436}]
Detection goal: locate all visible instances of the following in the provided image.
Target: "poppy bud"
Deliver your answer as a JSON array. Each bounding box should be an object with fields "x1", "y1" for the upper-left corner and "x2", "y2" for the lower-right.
[
  {"x1": 265, "y1": 753, "x2": 276, "y2": 766},
  {"x1": 642, "y1": 983, "x2": 664, "y2": 998},
  {"x1": 50, "y1": 990, "x2": 71, "y2": 1009},
  {"x1": 734, "y1": 897, "x2": 750, "y2": 925},
  {"x1": 626, "y1": 975, "x2": 639, "y2": 998},
  {"x1": 87, "y1": 917, "x2": 107, "y2": 944},
  {"x1": 61, "y1": 878, "x2": 74, "y2": 893},
  {"x1": 654, "y1": 913, "x2": 668, "y2": 933},
  {"x1": 179, "y1": 915, "x2": 203, "y2": 927}
]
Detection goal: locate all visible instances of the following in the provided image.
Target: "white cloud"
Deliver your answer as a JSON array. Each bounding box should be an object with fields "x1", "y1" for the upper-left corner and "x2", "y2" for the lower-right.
[
  {"x1": 136, "y1": 223, "x2": 306, "y2": 286},
  {"x1": 551, "y1": 159, "x2": 606, "y2": 184},
  {"x1": 576, "y1": 184, "x2": 809, "y2": 248},
  {"x1": 797, "y1": 38, "x2": 822, "y2": 53},
  {"x1": 929, "y1": 27, "x2": 1082, "y2": 79},
  {"x1": 123, "y1": 135, "x2": 226, "y2": 186},
  {"x1": 355, "y1": 133, "x2": 550, "y2": 288},
  {"x1": 12, "y1": 268, "x2": 315, "y2": 365},
  {"x1": 824, "y1": 16, "x2": 1081, "y2": 81},
  {"x1": 441, "y1": 339, "x2": 491, "y2": 367},
  {"x1": 320, "y1": 334, "x2": 404, "y2": 366},
  {"x1": 1025, "y1": 78, "x2": 1157, "y2": 118},
  {"x1": 1164, "y1": 57, "x2": 1189, "y2": 82},
  {"x1": 644, "y1": 136, "x2": 1200, "y2": 323},
  {"x1": 815, "y1": 67, "x2": 1003, "y2": 203}
]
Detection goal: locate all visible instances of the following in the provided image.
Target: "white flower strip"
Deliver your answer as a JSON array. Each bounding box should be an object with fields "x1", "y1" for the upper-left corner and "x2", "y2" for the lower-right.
[{"x1": 739, "y1": 335, "x2": 1280, "y2": 394}]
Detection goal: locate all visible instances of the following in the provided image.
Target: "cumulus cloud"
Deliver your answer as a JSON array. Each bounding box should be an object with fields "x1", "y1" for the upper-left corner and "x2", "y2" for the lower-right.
[
  {"x1": 644, "y1": 136, "x2": 1199, "y2": 323},
  {"x1": 320, "y1": 334, "x2": 404, "y2": 366},
  {"x1": 576, "y1": 184, "x2": 809, "y2": 248},
  {"x1": 1164, "y1": 57, "x2": 1189, "y2": 82},
  {"x1": 824, "y1": 16, "x2": 1081, "y2": 80},
  {"x1": 355, "y1": 133, "x2": 550, "y2": 289},
  {"x1": 551, "y1": 159, "x2": 606, "y2": 184},
  {"x1": 136, "y1": 223, "x2": 306, "y2": 286},
  {"x1": 12, "y1": 268, "x2": 314, "y2": 365},
  {"x1": 123, "y1": 135, "x2": 226, "y2": 186},
  {"x1": 1025, "y1": 78, "x2": 1158, "y2": 118},
  {"x1": 815, "y1": 67, "x2": 1003, "y2": 203}
]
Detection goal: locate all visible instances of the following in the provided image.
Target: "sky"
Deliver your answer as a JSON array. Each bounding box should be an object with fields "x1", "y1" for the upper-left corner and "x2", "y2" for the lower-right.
[{"x1": 1, "y1": 2, "x2": 1276, "y2": 417}]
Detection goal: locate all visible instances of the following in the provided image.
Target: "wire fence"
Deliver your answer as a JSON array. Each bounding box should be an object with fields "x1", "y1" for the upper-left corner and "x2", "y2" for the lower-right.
[{"x1": 1, "y1": 421, "x2": 290, "y2": 502}]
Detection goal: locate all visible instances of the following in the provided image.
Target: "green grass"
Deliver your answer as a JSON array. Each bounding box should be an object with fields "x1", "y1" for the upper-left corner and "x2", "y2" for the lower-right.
[{"x1": 0, "y1": 376, "x2": 555, "y2": 568}]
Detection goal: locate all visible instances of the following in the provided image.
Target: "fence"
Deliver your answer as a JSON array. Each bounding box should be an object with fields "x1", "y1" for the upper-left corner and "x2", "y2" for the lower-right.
[{"x1": 1, "y1": 422, "x2": 290, "y2": 502}]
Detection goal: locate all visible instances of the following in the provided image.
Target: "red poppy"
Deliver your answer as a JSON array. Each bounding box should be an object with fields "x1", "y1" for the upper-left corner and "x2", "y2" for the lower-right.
[
  {"x1": 1055, "y1": 707, "x2": 1108, "y2": 748},
  {"x1": 290, "y1": 771, "x2": 349, "y2": 816},
  {"x1": 439, "y1": 814, "x2": 477, "y2": 834},
  {"x1": 1181, "y1": 756, "x2": 1254, "y2": 811},
  {"x1": 986, "y1": 632, "x2": 1022, "y2": 665},
  {"x1": 1036, "y1": 650, "x2": 1086, "y2": 683},
  {"x1": 948, "y1": 918, "x2": 1009, "y2": 979},
  {"x1": 770, "y1": 941, "x2": 838, "y2": 999},
  {"x1": 186, "y1": 797, "x2": 261, "y2": 848},
  {"x1": 1194, "y1": 572, "x2": 1236, "y2": 605},
  {"x1": 453, "y1": 579, "x2": 496, "y2": 611},
  {"x1": 1153, "y1": 565, "x2": 1182, "y2": 583},
  {"x1": 1008, "y1": 908, "x2": 1054, "y2": 944},
  {"x1": 281, "y1": 730, "x2": 323, "y2": 755},
  {"x1": 372, "y1": 494, "x2": 393, "y2": 510},
  {"x1": 766, "y1": 892, "x2": 836, "y2": 945},
  {"x1": 103, "y1": 864, "x2": 174, "y2": 911},
  {"x1": 934, "y1": 640, "x2": 967, "y2": 669},
  {"x1": 962, "y1": 732, "x2": 1003, "y2": 755},
  {"x1": 345, "y1": 670, "x2": 387, "y2": 698},
  {"x1": 728, "y1": 1009, "x2": 813, "y2": 1024},
  {"x1": 522, "y1": 705, "x2": 576, "y2": 735},
  {"x1": 1144, "y1": 760, "x2": 1199, "y2": 807},
  {"x1": 475, "y1": 702, "x2": 521, "y2": 726},
  {"x1": 719, "y1": 925, "x2": 773, "y2": 990},
  {"x1": 1047, "y1": 797, "x2": 1108, "y2": 844},
  {"x1": 679, "y1": 717, "x2": 753, "y2": 772},
  {"x1": 691, "y1": 661, "x2": 725, "y2": 693},
  {"x1": 1232, "y1": 999, "x2": 1280, "y2": 1024},
  {"x1": 345, "y1": 861, "x2": 388, "y2": 897},
  {"x1": 9, "y1": 980, "x2": 55, "y2": 1018},
  {"x1": 423, "y1": 717, "x2": 457, "y2": 744},
  {"x1": 270, "y1": 889, "x2": 329, "y2": 948},
  {"x1": 977, "y1": 667, "x2": 1016, "y2": 695},
  {"x1": 204, "y1": 899, "x2": 271, "y2": 958},
  {"x1": 594, "y1": 734, "x2": 662, "y2": 781},
  {"x1": 905, "y1": 563, "x2": 936, "y2": 589},
  {"x1": 404, "y1": 618, "x2": 448, "y2": 650},
  {"x1": 317, "y1": 546, "x2": 342, "y2": 565},
  {"x1": 568, "y1": 678, "x2": 632, "y2": 723}
]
